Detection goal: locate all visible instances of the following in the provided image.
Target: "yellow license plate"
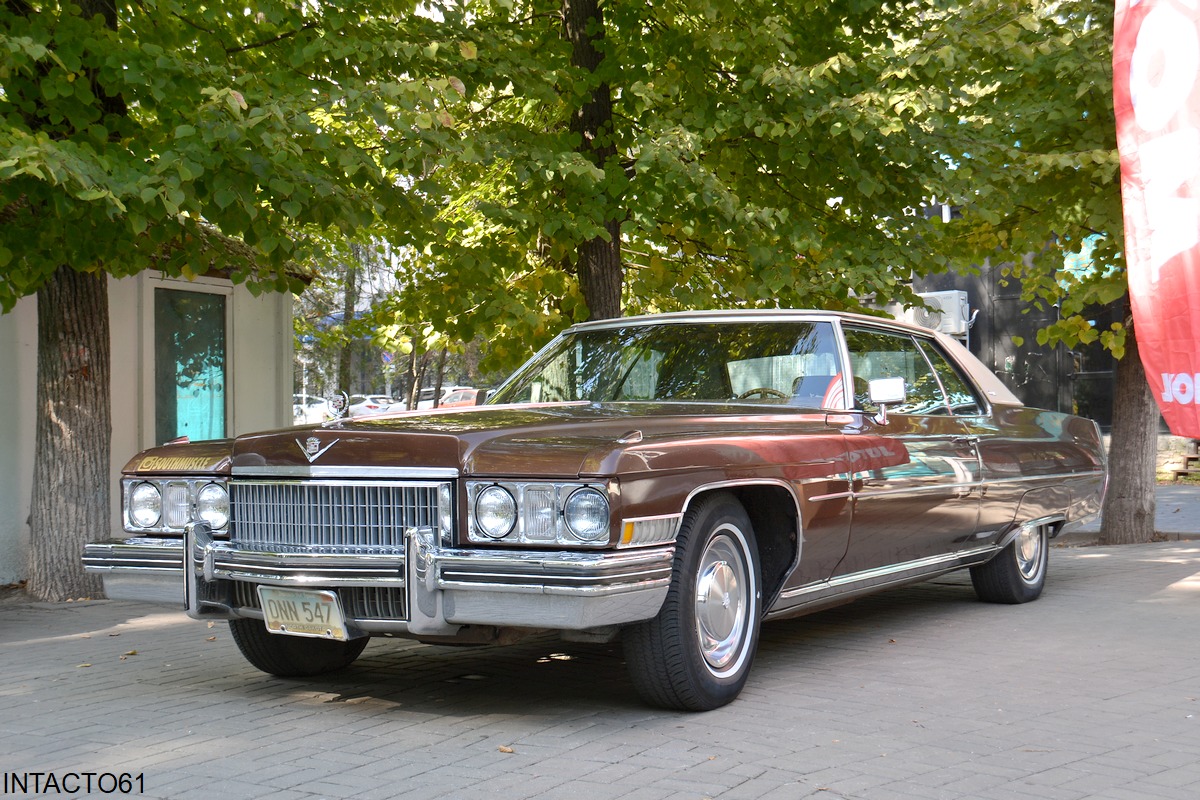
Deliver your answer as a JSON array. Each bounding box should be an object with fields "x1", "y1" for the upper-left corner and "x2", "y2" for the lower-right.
[{"x1": 257, "y1": 587, "x2": 348, "y2": 641}]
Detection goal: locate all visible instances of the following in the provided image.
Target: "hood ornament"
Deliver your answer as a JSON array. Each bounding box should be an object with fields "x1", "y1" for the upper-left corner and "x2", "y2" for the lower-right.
[
  {"x1": 326, "y1": 390, "x2": 350, "y2": 420},
  {"x1": 297, "y1": 436, "x2": 339, "y2": 463}
]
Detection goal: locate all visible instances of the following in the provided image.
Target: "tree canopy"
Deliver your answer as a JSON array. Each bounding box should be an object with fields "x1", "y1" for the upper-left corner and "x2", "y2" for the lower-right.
[
  {"x1": 1, "y1": 0, "x2": 450, "y2": 304},
  {"x1": 294, "y1": 1, "x2": 1122, "y2": 373},
  {"x1": 906, "y1": 2, "x2": 1124, "y2": 355},
  {"x1": 5, "y1": 1, "x2": 1121, "y2": 352},
  {"x1": 359, "y1": 0, "x2": 971, "y2": 365}
]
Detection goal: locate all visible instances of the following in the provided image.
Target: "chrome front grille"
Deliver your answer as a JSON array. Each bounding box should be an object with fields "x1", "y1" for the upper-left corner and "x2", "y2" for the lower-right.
[
  {"x1": 343, "y1": 587, "x2": 407, "y2": 620},
  {"x1": 229, "y1": 479, "x2": 446, "y2": 552}
]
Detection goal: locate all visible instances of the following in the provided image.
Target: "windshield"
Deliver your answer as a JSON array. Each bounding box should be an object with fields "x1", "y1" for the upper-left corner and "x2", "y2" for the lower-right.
[{"x1": 489, "y1": 320, "x2": 845, "y2": 408}]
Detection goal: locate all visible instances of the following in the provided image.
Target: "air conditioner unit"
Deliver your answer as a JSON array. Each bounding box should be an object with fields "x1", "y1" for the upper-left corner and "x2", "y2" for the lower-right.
[{"x1": 907, "y1": 290, "x2": 970, "y2": 336}]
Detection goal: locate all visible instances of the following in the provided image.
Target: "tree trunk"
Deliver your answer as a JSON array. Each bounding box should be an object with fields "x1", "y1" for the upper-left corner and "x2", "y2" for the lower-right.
[
  {"x1": 563, "y1": 0, "x2": 622, "y2": 320},
  {"x1": 28, "y1": 267, "x2": 110, "y2": 600},
  {"x1": 337, "y1": 250, "x2": 360, "y2": 393},
  {"x1": 1098, "y1": 323, "x2": 1158, "y2": 545},
  {"x1": 432, "y1": 347, "x2": 448, "y2": 408},
  {"x1": 408, "y1": 350, "x2": 431, "y2": 409},
  {"x1": 20, "y1": 0, "x2": 120, "y2": 601},
  {"x1": 576, "y1": 227, "x2": 622, "y2": 320}
]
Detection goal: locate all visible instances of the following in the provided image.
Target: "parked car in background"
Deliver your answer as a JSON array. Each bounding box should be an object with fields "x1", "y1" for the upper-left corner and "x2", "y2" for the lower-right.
[
  {"x1": 346, "y1": 394, "x2": 394, "y2": 417},
  {"x1": 415, "y1": 385, "x2": 474, "y2": 409},
  {"x1": 85, "y1": 310, "x2": 1106, "y2": 711},
  {"x1": 438, "y1": 388, "x2": 478, "y2": 407},
  {"x1": 291, "y1": 394, "x2": 330, "y2": 425},
  {"x1": 387, "y1": 386, "x2": 477, "y2": 411}
]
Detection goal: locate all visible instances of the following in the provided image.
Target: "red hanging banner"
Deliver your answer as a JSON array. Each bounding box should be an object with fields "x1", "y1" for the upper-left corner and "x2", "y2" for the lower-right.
[{"x1": 1114, "y1": 0, "x2": 1200, "y2": 437}]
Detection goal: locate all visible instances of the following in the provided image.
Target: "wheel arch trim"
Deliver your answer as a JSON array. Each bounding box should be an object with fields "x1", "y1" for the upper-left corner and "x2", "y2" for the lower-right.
[
  {"x1": 678, "y1": 479, "x2": 803, "y2": 611},
  {"x1": 996, "y1": 514, "x2": 1064, "y2": 551}
]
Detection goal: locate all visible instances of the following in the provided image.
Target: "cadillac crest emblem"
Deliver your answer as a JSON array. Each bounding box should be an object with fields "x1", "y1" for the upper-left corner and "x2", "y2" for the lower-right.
[
  {"x1": 297, "y1": 436, "x2": 339, "y2": 463},
  {"x1": 326, "y1": 390, "x2": 350, "y2": 419}
]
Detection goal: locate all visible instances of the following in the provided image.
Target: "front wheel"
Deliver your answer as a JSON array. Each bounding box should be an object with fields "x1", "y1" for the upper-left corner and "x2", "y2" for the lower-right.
[
  {"x1": 970, "y1": 523, "x2": 1049, "y2": 604},
  {"x1": 624, "y1": 493, "x2": 762, "y2": 711},
  {"x1": 229, "y1": 618, "x2": 369, "y2": 677}
]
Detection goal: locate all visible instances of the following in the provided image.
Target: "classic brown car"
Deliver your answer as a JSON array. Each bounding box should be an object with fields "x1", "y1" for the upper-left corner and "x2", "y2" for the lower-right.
[{"x1": 84, "y1": 310, "x2": 1107, "y2": 711}]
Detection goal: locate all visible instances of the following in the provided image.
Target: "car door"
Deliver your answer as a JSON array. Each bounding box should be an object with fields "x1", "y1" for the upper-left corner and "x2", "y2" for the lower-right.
[
  {"x1": 833, "y1": 325, "x2": 983, "y2": 578},
  {"x1": 915, "y1": 336, "x2": 1025, "y2": 545}
]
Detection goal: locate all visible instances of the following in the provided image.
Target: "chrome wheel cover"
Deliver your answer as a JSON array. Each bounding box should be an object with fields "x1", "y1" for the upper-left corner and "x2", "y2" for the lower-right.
[
  {"x1": 694, "y1": 526, "x2": 751, "y2": 675},
  {"x1": 1015, "y1": 525, "x2": 1045, "y2": 582}
]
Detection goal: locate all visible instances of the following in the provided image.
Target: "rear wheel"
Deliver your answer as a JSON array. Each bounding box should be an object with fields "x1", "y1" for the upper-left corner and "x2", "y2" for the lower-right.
[
  {"x1": 624, "y1": 493, "x2": 762, "y2": 711},
  {"x1": 229, "y1": 618, "x2": 369, "y2": 677},
  {"x1": 970, "y1": 523, "x2": 1049, "y2": 604}
]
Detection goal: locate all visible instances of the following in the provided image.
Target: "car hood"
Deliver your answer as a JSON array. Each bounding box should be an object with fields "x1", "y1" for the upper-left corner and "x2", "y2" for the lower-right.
[{"x1": 223, "y1": 402, "x2": 852, "y2": 479}]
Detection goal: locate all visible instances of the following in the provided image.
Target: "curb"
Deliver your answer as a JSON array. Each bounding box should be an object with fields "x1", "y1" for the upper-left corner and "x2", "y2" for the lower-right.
[{"x1": 1055, "y1": 530, "x2": 1200, "y2": 547}]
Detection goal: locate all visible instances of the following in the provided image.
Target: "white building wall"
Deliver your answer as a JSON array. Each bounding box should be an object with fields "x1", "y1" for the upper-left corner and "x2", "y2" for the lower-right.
[
  {"x1": 108, "y1": 275, "x2": 142, "y2": 538},
  {"x1": 0, "y1": 273, "x2": 293, "y2": 585},
  {"x1": 229, "y1": 279, "x2": 295, "y2": 437},
  {"x1": 0, "y1": 300, "x2": 37, "y2": 586}
]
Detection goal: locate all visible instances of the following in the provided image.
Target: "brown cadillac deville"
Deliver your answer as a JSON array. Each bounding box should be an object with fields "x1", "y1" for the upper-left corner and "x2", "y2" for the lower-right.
[{"x1": 84, "y1": 310, "x2": 1107, "y2": 711}]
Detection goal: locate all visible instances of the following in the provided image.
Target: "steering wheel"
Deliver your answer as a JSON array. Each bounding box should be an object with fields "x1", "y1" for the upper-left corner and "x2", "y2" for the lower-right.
[{"x1": 736, "y1": 387, "x2": 789, "y2": 400}]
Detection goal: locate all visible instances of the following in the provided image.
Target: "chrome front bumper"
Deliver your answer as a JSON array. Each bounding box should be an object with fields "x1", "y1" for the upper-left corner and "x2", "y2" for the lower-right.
[{"x1": 83, "y1": 525, "x2": 674, "y2": 637}]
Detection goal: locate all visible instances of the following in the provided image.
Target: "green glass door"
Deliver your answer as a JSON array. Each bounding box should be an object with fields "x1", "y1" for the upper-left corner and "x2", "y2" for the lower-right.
[{"x1": 154, "y1": 289, "x2": 226, "y2": 443}]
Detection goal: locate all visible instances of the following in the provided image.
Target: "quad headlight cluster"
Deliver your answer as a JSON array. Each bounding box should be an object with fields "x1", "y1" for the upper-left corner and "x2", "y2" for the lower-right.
[
  {"x1": 123, "y1": 478, "x2": 230, "y2": 534},
  {"x1": 466, "y1": 481, "x2": 611, "y2": 547}
]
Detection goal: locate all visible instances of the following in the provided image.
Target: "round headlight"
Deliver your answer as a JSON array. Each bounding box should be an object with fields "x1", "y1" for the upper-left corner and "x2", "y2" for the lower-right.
[
  {"x1": 475, "y1": 485, "x2": 517, "y2": 539},
  {"x1": 196, "y1": 483, "x2": 230, "y2": 529},
  {"x1": 564, "y1": 487, "x2": 609, "y2": 542},
  {"x1": 129, "y1": 482, "x2": 162, "y2": 528}
]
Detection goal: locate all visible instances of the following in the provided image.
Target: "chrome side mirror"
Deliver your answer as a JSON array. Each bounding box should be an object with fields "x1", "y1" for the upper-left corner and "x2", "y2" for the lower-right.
[{"x1": 868, "y1": 377, "x2": 906, "y2": 425}]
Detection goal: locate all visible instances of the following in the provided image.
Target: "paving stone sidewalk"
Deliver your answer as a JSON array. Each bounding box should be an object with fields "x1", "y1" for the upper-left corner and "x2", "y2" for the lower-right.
[
  {"x1": 3, "y1": 532, "x2": 1200, "y2": 800},
  {"x1": 1063, "y1": 483, "x2": 1200, "y2": 543}
]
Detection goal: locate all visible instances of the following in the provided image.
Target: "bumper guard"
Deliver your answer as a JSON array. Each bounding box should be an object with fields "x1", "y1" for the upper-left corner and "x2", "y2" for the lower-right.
[{"x1": 83, "y1": 525, "x2": 674, "y2": 637}]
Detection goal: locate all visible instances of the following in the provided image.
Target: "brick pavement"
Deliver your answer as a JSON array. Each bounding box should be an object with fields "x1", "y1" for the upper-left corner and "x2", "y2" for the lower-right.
[
  {"x1": 3, "y1": 538, "x2": 1199, "y2": 799},
  {"x1": 1066, "y1": 484, "x2": 1200, "y2": 542}
]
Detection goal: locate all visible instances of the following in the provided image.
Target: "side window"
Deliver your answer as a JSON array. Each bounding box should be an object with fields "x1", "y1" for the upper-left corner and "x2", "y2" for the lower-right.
[
  {"x1": 915, "y1": 339, "x2": 984, "y2": 416},
  {"x1": 724, "y1": 321, "x2": 846, "y2": 408},
  {"x1": 507, "y1": 346, "x2": 575, "y2": 403},
  {"x1": 843, "y1": 327, "x2": 950, "y2": 415},
  {"x1": 612, "y1": 348, "x2": 663, "y2": 400}
]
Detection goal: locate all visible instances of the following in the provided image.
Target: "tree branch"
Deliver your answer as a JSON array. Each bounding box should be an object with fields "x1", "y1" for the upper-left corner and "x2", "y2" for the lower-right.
[{"x1": 227, "y1": 21, "x2": 319, "y2": 55}]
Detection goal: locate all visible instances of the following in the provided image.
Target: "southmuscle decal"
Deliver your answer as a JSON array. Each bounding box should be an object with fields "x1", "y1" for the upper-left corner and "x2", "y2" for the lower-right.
[{"x1": 136, "y1": 456, "x2": 221, "y2": 472}]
